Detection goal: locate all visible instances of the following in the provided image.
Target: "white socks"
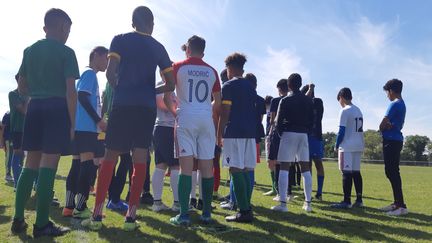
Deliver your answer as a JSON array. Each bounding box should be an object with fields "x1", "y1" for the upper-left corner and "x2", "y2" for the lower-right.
[
  {"x1": 302, "y1": 171, "x2": 312, "y2": 202},
  {"x1": 190, "y1": 170, "x2": 198, "y2": 199},
  {"x1": 152, "y1": 168, "x2": 165, "y2": 201},
  {"x1": 278, "y1": 170, "x2": 289, "y2": 203},
  {"x1": 170, "y1": 169, "x2": 179, "y2": 202},
  {"x1": 198, "y1": 170, "x2": 203, "y2": 200}
]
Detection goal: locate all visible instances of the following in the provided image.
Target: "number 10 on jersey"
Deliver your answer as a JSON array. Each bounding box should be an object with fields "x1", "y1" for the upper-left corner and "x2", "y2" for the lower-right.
[{"x1": 188, "y1": 79, "x2": 209, "y2": 103}]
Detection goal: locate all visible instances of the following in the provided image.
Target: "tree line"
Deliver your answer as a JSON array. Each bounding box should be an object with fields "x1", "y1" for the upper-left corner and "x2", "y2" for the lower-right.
[{"x1": 323, "y1": 130, "x2": 432, "y2": 161}]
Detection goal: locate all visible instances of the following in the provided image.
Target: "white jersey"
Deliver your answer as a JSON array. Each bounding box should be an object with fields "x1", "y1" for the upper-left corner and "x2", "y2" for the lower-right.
[
  {"x1": 173, "y1": 57, "x2": 221, "y2": 116},
  {"x1": 338, "y1": 104, "x2": 365, "y2": 152}
]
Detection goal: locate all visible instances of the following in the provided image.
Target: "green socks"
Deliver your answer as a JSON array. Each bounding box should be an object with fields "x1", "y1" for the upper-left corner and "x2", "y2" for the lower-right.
[
  {"x1": 231, "y1": 172, "x2": 249, "y2": 211},
  {"x1": 178, "y1": 174, "x2": 192, "y2": 215},
  {"x1": 201, "y1": 177, "x2": 214, "y2": 216},
  {"x1": 14, "y1": 168, "x2": 38, "y2": 220},
  {"x1": 243, "y1": 172, "x2": 252, "y2": 207},
  {"x1": 271, "y1": 171, "x2": 277, "y2": 192},
  {"x1": 35, "y1": 167, "x2": 56, "y2": 228}
]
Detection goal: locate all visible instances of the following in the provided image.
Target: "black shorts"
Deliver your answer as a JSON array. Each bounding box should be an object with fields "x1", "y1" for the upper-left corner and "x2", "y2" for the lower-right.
[
  {"x1": 268, "y1": 131, "x2": 280, "y2": 161},
  {"x1": 22, "y1": 98, "x2": 71, "y2": 154},
  {"x1": 153, "y1": 126, "x2": 179, "y2": 166},
  {"x1": 105, "y1": 105, "x2": 156, "y2": 152},
  {"x1": 11, "y1": 132, "x2": 23, "y2": 150},
  {"x1": 72, "y1": 131, "x2": 105, "y2": 158}
]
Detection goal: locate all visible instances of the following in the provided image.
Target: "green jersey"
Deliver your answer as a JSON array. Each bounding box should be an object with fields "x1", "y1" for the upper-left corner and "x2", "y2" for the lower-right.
[
  {"x1": 102, "y1": 82, "x2": 114, "y2": 118},
  {"x1": 8, "y1": 89, "x2": 28, "y2": 132},
  {"x1": 18, "y1": 38, "x2": 80, "y2": 99}
]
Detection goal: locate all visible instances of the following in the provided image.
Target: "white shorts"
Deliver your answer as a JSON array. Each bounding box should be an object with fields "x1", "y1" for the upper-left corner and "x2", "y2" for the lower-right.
[
  {"x1": 175, "y1": 114, "x2": 215, "y2": 160},
  {"x1": 277, "y1": 132, "x2": 309, "y2": 162},
  {"x1": 222, "y1": 138, "x2": 257, "y2": 169},
  {"x1": 338, "y1": 151, "x2": 362, "y2": 172}
]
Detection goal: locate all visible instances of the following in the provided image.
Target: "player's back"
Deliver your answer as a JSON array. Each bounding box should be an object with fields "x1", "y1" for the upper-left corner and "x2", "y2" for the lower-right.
[
  {"x1": 173, "y1": 57, "x2": 220, "y2": 116},
  {"x1": 340, "y1": 104, "x2": 364, "y2": 152},
  {"x1": 277, "y1": 91, "x2": 313, "y2": 134}
]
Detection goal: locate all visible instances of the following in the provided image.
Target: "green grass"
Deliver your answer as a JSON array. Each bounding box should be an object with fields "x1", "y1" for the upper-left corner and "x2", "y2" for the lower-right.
[{"x1": 0, "y1": 152, "x2": 431, "y2": 242}]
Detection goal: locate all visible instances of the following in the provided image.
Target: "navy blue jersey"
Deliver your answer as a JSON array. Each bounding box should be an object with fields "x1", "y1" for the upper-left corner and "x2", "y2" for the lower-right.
[
  {"x1": 310, "y1": 97, "x2": 324, "y2": 140},
  {"x1": 276, "y1": 91, "x2": 313, "y2": 134},
  {"x1": 1, "y1": 112, "x2": 10, "y2": 140},
  {"x1": 221, "y1": 78, "x2": 257, "y2": 138},
  {"x1": 108, "y1": 31, "x2": 172, "y2": 108},
  {"x1": 255, "y1": 95, "x2": 266, "y2": 141},
  {"x1": 270, "y1": 96, "x2": 283, "y2": 113}
]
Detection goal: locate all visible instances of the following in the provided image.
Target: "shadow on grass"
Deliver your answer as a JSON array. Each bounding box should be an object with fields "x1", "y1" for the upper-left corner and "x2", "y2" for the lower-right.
[{"x1": 0, "y1": 205, "x2": 11, "y2": 225}]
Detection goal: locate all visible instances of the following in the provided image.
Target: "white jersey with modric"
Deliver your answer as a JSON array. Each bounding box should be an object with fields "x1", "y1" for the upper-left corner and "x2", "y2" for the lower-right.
[
  {"x1": 173, "y1": 57, "x2": 221, "y2": 116},
  {"x1": 338, "y1": 104, "x2": 365, "y2": 152}
]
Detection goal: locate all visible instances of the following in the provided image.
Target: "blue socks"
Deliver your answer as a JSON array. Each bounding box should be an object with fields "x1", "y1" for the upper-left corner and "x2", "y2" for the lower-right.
[{"x1": 317, "y1": 175, "x2": 324, "y2": 196}]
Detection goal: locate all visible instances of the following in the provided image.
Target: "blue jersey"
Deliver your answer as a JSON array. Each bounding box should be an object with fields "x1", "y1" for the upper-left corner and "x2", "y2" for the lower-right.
[
  {"x1": 75, "y1": 68, "x2": 100, "y2": 132},
  {"x1": 382, "y1": 99, "x2": 405, "y2": 141},
  {"x1": 108, "y1": 31, "x2": 172, "y2": 108},
  {"x1": 221, "y1": 77, "x2": 257, "y2": 138}
]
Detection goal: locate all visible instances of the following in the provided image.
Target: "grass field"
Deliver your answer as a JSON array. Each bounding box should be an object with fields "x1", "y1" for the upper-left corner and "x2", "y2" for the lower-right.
[{"x1": 0, "y1": 152, "x2": 431, "y2": 242}]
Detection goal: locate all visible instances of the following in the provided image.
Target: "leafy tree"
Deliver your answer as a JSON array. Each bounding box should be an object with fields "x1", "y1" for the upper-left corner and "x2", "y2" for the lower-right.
[
  {"x1": 323, "y1": 132, "x2": 337, "y2": 158},
  {"x1": 363, "y1": 130, "x2": 383, "y2": 160},
  {"x1": 427, "y1": 143, "x2": 432, "y2": 161},
  {"x1": 401, "y1": 135, "x2": 430, "y2": 161}
]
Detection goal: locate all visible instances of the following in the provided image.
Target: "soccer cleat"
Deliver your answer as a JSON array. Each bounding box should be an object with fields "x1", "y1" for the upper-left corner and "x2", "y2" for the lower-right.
[
  {"x1": 387, "y1": 207, "x2": 408, "y2": 216},
  {"x1": 302, "y1": 202, "x2": 312, "y2": 212},
  {"x1": 314, "y1": 194, "x2": 322, "y2": 201},
  {"x1": 171, "y1": 202, "x2": 180, "y2": 212},
  {"x1": 51, "y1": 197, "x2": 60, "y2": 207},
  {"x1": 352, "y1": 201, "x2": 364, "y2": 208},
  {"x1": 263, "y1": 190, "x2": 277, "y2": 196},
  {"x1": 199, "y1": 213, "x2": 214, "y2": 225},
  {"x1": 170, "y1": 214, "x2": 191, "y2": 226},
  {"x1": 379, "y1": 203, "x2": 397, "y2": 212},
  {"x1": 272, "y1": 195, "x2": 280, "y2": 201},
  {"x1": 189, "y1": 198, "x2": 197, "y2": 209},
  {"x1": 33, "y1": 221, "x2": 70, "y2": 238},
  {"x1": 330, "y1": 201, "x2": 352, "y2": 209},
  {"x1": 62, "y1": 207, "x2": 74, "y2": 217},
  {"x1": 106, "y1": 200, "x2": 129, "y2": 212},
  {"x1": 196, "y1": 199, "x2": 203, "y2": 210},
  {"x1": 271, "y1": 204, "x2": 288, "y2": 212},
  {"x1": 225, "y1": 210, "x2": 254, "y2": 223},
  {"x1": 220, "y1": 201, "x2": 237, "y2": 211},
  {"x1": 11, "y1": 218, "x2": 28, "y2": 234},
  {"x1": 152, "y1": 202, "x2": 170, "y2": 212},
  {"x1": 123, "y1": 217, "x2": 140, "y2": 231},
  {"x1": 73, "y1": 208, "x2": 92, "y2": 219},
  {"x1": 5, "y1": 174, "x2": 13, "y2": 182},
  {"x1": 81, "y1": 217, "x2": 102, "y2": 231},
  {"x1": 140, "y1": 192, "x2": 154, "y2": 205}
]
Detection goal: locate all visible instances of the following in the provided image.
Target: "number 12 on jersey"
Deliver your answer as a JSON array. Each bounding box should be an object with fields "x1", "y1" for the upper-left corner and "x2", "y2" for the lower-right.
[{"x1": 355, "y1": 117, "x2": 363, "y2": 132}]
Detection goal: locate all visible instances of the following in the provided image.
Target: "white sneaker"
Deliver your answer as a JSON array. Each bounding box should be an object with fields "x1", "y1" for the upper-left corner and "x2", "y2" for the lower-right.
[
  {"x1": 287, "y1": 195, "x2": 298, "y2": 202},
  {"x1": 171, "y1": 202, "x2": 180, "y2": 212},
  {"x1": 380, "y1": 204, "x2": 397, "y2": 212},
  {"x1": 387, "y1": 207, "x2": 408, "y2": 216},
  {"x1": 272, "y1": 195, "x2": 280, "y2": 201},
  {"x1": 152, "y1": 202, "x2": 170, "y2": 212},
  {"x1": 271, "y1": 204, "x2": 288, "y2": 212},
  {"x1": 302, "y1": 202, "x2": 312, "y2": 212},
  {"x1": 220, "y1": 201, "x2": 234, "y2": 210}
]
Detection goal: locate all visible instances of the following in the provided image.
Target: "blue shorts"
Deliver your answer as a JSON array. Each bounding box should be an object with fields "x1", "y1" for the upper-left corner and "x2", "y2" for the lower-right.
[{"x1": 308, "y1": 136, "x2": 324, "y2": 159}]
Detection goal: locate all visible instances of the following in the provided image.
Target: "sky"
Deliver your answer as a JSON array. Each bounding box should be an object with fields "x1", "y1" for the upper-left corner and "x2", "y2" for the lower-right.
[{"x1": 1, "y1": 0, "x2": 432, "y2": 138}]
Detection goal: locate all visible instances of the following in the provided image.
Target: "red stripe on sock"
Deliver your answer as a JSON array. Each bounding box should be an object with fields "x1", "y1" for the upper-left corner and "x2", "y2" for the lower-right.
[
  {"x1": 126, "y1": 163, "x2": 147, "y2": 219},
  {"x1": 93, "y1": 160, "x2": 116, "y2": 218}
]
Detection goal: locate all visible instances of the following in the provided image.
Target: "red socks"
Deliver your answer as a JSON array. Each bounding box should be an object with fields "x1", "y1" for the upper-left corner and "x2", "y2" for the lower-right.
[
  {"x1": 126, "y1": 163, "x2": 147, "y2": 219},
  {"x1": 93, "y1": 160, "x2": 115, "y2": 218}
]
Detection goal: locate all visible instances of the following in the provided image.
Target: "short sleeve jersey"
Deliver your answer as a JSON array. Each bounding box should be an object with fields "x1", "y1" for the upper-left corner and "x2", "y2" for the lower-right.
[
  {"x1": 221, "y1": 78, "x2": 257, "y2": 138},
  {"x1": 338, "y1": 104, "x2": 365, "y2": 152},
  {"x1": 270, "y1": 96, "x2": 283, "y2": 113},
  {"x1": 155, "y1": 81, "x2": 176, "y2": 128},
  {"x1": 18, "y1": 39, "x2": 80, "y2": 99},
  {"x1": 75, "y1": 68, "x2": 101, "y2": 132},
  {"x1": 310, "y1": 97, "x2": 324, "y2": 140},
  {"x1": 276, "y1": 91, "x2": 313, "y2": 134},
  {"x1": 173, "y1": 57, "x2": 221, "y2": 116},
  {"x1": 108, "y1": 32, "x2": 172, "y2": 108},
  {"x1": 2, "y1": 112, "x2": 10, "y2": 140},
  {"x1": 382, "y1": 99, "x2": 406, "y2": 141},
  {"x1": 8, "y1": 89, "x2": 28, "y2": 132},
  {"x1": 255, "y1": 95, "x2": 266, "y2": 140}
]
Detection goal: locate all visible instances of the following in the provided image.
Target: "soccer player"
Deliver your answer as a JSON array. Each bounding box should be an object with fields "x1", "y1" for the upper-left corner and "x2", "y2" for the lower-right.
[
  {"x1": 301, "y1": 84, "x2": 325, "y2": 200},
  {"x1": 12, "y1": 8, "x2": 79, "y2": 237},
  {"x1": 63, "y1": 46, "x2": 108, "y2": 219},
  {"x1": 219, "y1": 53, "x2": 257, "y2": 223},
  {"x1": 264, "y1": 79, "x2": 288, "y2": 198},
  {"x1": 379, "y1": 79, "x2": 408, "y2": 216},
  {"x1": 169, "y1": 35, "x2": 221, "y2": 226},
  {"x1": 271, "y1": 73, "x2": 314, "y2": 213},
  {"x1": 82, "y1": 6, "x2": 175, "y2": 231},
  {"x1": 2, "y1": 111, "x2": 13, "y2": 183},
  {"x1": 9, "y1": 74, "x2": 29, "y2": 188},
  {"x1": 330, "y1": 88, "x2": 364, "y2": 209},
  {"x1": 151, "y1": 80, "x2": 180, "y2": 212}
]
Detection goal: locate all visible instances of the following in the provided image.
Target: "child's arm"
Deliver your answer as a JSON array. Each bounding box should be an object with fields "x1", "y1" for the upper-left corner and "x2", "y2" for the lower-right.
[{"x1": 66, "y1": 78, "x2": 77, "y2": 138}]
